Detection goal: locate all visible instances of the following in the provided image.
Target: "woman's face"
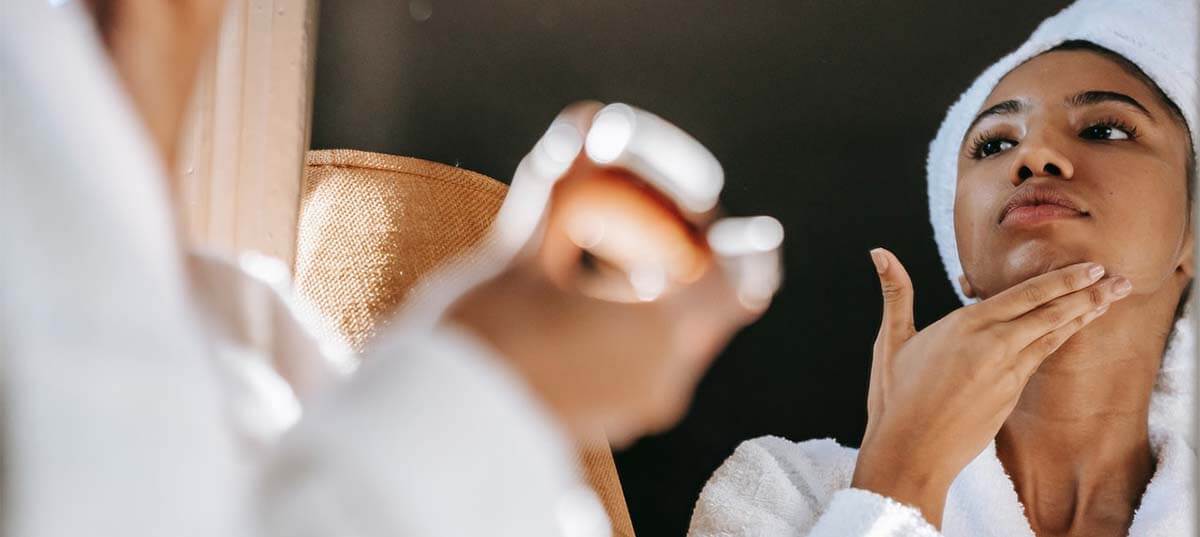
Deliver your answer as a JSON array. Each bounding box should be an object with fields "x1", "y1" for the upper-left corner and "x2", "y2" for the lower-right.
[{"x1": 954, "y1": 49, "x2": 1193, "y2": 301}]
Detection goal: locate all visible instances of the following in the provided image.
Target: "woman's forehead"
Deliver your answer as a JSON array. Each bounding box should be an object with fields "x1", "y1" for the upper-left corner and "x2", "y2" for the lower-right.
[{"x1": 980, "y1": 50, "x2": 1160, "y2": 114}]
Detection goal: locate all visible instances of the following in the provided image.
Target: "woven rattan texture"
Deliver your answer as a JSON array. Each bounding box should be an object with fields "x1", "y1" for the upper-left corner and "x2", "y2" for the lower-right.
[
  {"x1": 579, "y1": 437, "x2": 637, "y2": 537},
  {"x1": 295, "y1": 150, "x2": 506, "y2": 350}
]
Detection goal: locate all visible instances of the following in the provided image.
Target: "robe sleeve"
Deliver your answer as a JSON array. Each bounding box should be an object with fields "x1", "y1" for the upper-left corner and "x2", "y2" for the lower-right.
[
  {"x1": 258, "y1": 324, "x2": 611, "y2": 537},
  {"x1": 687, "y1": 436, "x2": 942, "y2": 537}
]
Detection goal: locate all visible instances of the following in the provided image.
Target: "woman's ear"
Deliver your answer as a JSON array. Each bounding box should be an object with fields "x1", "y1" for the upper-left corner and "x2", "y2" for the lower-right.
[
  {"x1": 958, "y1": 274, "x2": 978, "y2": 299},
  {"x1": 1177, "y1": 226, "x2": 1194, "y2": 279}
]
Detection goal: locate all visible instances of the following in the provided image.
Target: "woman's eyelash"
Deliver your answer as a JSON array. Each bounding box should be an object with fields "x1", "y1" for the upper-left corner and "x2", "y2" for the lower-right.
[
  {"x1": 967, "y1": 116, "x2": 1139, "y2": 159},
  {"x1": 967, "y1": 130, "x2": 1007, "y2": 160},
  {"x1": 1087, "y1": 116, "x2": 1139, "y2": 139}
]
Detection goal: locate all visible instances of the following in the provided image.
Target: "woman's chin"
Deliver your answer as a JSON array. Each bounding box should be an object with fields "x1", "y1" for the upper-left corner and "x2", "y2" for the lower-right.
[{"x1": 971, "y1": 244, "x2": 1092, "y2": 298}]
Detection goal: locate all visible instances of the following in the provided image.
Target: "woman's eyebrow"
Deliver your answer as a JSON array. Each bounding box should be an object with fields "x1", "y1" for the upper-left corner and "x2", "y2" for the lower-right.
[
  {"x1": 1066, "y1": 90, "x2": 1155, "y2": 121},
  {"x1": 966, "y1": 99, "x2": 1026, "y2": 132}
]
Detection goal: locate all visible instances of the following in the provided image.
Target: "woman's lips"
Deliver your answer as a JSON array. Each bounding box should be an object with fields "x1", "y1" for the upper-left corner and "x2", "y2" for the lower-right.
[
  {"x1": 1000, "y1": 203, "x2": 1087, "y2": 228},
  {"x1": 998, "y1": 185, "x2": 1089, "y2": 228}
]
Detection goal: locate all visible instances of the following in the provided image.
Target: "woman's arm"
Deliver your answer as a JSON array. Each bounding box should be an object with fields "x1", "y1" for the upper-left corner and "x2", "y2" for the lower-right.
[{"x1": 259, "y1": 324, "x2": 603, "y2": 537}]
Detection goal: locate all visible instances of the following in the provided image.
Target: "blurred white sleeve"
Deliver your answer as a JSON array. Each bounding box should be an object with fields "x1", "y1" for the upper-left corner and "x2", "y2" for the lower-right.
[
  {"x1": 258, "y1": 323, "x2": 609, "y2": 537},
  {"x1": 183, "y1": 210, "x2": 608, "y2": 537},
  {"x1": 688, "y1": 437, "x2": 941, "y2": 537}
]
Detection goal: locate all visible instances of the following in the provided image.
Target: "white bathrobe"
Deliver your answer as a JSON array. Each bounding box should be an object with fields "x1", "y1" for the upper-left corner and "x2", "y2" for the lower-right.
[
  {"x1": 688, "y1": 0, "x2": 1197, "y2": 535},
  {"x1": 689, "y1": 431, "x2": 1193, "y2": 537},
  {"x1": 0, "y1": 1, "x2": 608, "y2": 536}
]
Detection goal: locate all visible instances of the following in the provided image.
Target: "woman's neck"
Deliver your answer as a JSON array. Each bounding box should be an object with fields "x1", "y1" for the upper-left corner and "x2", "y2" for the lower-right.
[{"x1": 996, "y1": 294, "x2": 1176, "y2": 536}]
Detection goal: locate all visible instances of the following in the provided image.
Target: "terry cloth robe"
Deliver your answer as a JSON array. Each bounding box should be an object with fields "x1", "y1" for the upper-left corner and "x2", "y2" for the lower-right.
[
  {"x1": 0, "y1": 1, "x2": 609, "y2": 536},
  {"x1": 688, "y1": 0, "x2": 1197, "y2": 535},
  {"x1": 688, "y1": 416, "x2": 1193, "y2": 537}
]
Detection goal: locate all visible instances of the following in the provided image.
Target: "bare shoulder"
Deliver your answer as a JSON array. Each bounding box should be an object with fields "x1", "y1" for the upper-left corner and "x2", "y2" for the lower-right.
[{"x1": 688, "y1": 436, "x2": 859, "y2": 536}]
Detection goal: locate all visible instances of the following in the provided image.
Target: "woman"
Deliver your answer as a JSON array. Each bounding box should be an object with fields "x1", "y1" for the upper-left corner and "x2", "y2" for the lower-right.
[{"x1": 688, "y1": 0, "x2": 1196, "y2": 536}]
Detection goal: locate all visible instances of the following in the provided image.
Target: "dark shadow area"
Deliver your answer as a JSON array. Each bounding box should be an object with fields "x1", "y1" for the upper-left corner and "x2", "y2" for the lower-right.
[{"x1": 311, "y1": 1, "x2": 1073, "y2": 534}]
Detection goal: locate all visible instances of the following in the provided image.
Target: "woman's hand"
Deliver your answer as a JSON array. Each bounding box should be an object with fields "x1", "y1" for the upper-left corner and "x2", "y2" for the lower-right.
[
  {"x1": 850, "y1": 248, "x2": 1132, "y2": 527},
  {"x1": 451, "y1": 244, "x2": 764, "y2": 446},
  {"x1": 448, "y1": 102, "x2": 781, "y2": 446}
]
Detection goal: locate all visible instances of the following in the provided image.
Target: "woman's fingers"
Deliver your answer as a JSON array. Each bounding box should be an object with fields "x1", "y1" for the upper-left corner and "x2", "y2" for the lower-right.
[
  {"x1": 871, "y1": 248, "x2": 916, "y2": 348},
  {"x1": 1013, "y1": 301, "x2": 1112, "y2": 378},
  {"x1": 975, "y1": 262, "x2": 1107, "y2": 321},
  {"x1": 1002, "y1": 275, "x2": 1131, "y2": 350}
]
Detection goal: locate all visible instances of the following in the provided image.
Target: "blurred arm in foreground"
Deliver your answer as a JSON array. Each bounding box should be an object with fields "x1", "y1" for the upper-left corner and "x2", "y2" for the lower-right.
[{"x1": 0, "y1": 1, "x2": 781, "y2": 536}]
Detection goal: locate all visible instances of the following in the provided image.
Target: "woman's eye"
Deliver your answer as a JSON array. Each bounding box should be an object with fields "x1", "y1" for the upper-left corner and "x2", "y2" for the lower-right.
[
  {"x1": 978, "y1": 139, "x2": 1015, "y2": 158},
  {"x1": 1080, "y1": 124, "x2": 1132, "y2": 140}
]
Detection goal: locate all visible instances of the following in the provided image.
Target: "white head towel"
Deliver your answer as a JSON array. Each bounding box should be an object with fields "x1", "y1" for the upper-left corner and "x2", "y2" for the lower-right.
[{"x1": 925, "y1": 0, "x2": 1198, "y2": 448}]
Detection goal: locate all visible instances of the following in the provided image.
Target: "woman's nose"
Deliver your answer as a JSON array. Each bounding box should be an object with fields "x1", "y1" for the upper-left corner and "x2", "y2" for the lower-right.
[{"x1": 1009, "y1": 143, "x2": 1074, "y2": 186}]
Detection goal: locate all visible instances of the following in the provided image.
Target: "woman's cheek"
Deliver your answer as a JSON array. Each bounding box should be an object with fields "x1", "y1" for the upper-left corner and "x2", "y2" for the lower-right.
[
  {"x1": 954, "y1": 189, "x2": 996, "y2": 266},
  {"x1": 1086, "y1": 191, "x2": 1175, "y2": 292}
]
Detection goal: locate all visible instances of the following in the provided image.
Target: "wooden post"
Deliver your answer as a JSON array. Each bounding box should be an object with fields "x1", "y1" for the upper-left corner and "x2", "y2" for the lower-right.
[{"x1": 176, "y1": 0, "x2": 319, "y2": 266}]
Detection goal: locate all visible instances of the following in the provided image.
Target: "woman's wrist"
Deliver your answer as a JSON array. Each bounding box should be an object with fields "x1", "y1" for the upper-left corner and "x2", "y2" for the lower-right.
[
  {"x1": 851, "y1": 444, "x2": 953, "y2": 528},
  {"x1": 445, "y1": 270, "x2": 588, "y2": 432}
]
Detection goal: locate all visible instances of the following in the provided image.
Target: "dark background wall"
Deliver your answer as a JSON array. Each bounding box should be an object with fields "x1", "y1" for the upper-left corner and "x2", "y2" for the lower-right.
[{"x1": 310, "y1": 1, "x2": 1072, "y2": 534}]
